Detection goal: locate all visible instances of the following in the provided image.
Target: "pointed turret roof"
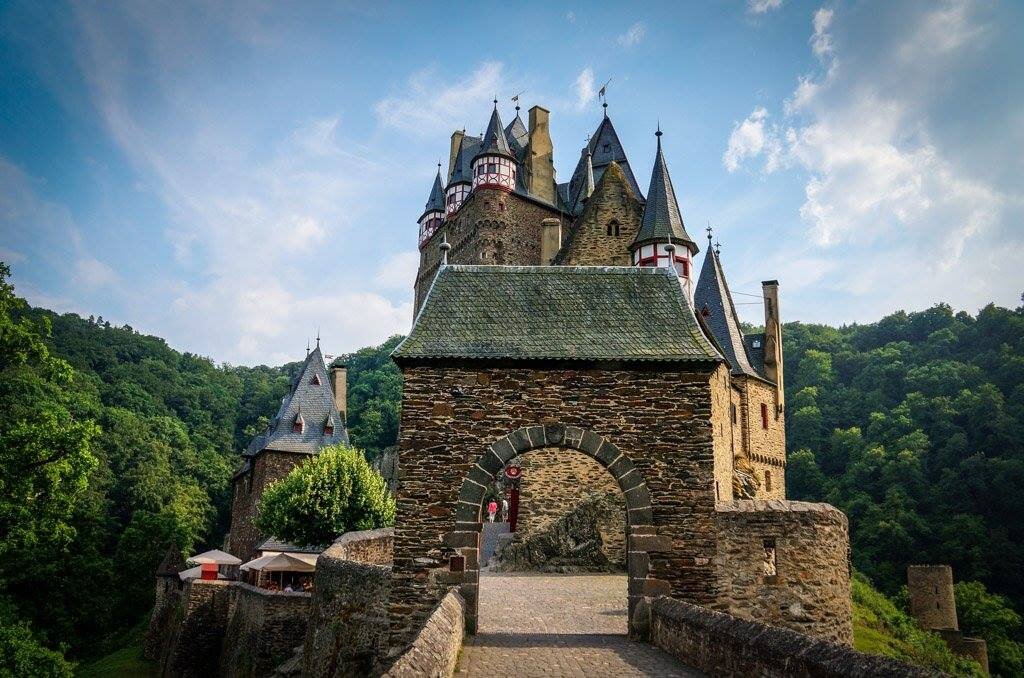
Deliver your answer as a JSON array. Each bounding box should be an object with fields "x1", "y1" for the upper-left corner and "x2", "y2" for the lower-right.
[
  {"x1": 694, "y1": 243, "x2": 761, "y2": 379},
  {"x1": 588, "y1": 114, "x2": 644, "y2": 199},
  {"x1": 632, "y1": 130, "x2": 699, "y2": 254},
  {"x1": 243, "y1": 345, "x2": 348, "y2": 458},
  {"x1": 420, "y1": 168, "x2": 445, "y2": 220},
  {"x1": 475, "y1": 103, "x2": 513, "y2": 159},
  {"x1": 564, "y1": 146, "x2": 596, "y2": 215},
  {"x1": 504, "y1": 111, "x2": 529, "y2": 159},
  {"x1": 448, "y1": 134, "x2": 482, "y2": 186}
]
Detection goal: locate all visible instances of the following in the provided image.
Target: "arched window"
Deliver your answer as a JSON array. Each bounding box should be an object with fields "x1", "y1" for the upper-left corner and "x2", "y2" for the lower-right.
[{"x1": 606, "y1": 220, "x2": 621, "y2": 236}]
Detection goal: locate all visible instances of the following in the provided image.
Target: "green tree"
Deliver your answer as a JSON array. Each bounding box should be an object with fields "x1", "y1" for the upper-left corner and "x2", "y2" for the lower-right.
[
  {"x1": 0, "y1": 614, "x2": 75, "y2": 678},
  {"x1": 256, "y1": 444, "x2": 395, "y2": 547},
  {"x1": 955, "y1": 581, "x2": 1024, "y2": 677}
]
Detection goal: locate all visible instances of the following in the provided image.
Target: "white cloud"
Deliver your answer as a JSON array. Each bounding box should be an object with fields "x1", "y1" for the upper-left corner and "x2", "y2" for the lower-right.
[
  {"x1": 373, "y1": 251, "x2": 420, "y2": 291},
  {"x1": 617, "y1": 22, "x2": 646, "y2": 48},
  {"x1": 810, "y1": 7, "x2": 834, "y2": 58},
  {"x1": 376, "y1": 62, "x2": 507, "y2": 138},
  {"x1": 573, "y1": 68, "x2": 596, "y2": 111},
  {"x1": 0, "y1": 247, "x2": 26, "y2": 264},
  {"x1": 566, "y1": 11, "x2": 576, "y2": 23},
  {"x1": 748, "y1": 0, "x2": 783, "y2": 15},
  {"x1": 723, "y1": 107, "x2": 783, "y2": 173},
  {"x1": 74, "y1": 257, "x2": 119, "y2": 287}
]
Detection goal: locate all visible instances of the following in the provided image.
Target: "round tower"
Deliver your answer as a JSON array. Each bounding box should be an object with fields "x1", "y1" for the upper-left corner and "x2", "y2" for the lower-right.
[
  {"x1": 471, "y1": 100, "x2": 517, "y2": 192},
  {"x1": 907, "y1": 564, "x2": 958, "y2": 631},
  {"x1": 630, "y1": 127, "x2": 699, "y2": 300},
  {"x1": 418, "y1": 164, "x2": 446, "y2": 248}
]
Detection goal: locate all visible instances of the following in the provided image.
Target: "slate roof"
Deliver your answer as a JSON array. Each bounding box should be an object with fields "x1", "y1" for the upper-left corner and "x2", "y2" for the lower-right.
[
  {"x1": 420, "y1": 168, "x2": 445, "y2": 220},
  {"x1": 743, "y1": 333, "x2": 767, "y2": 377},
  {"x1": 632, "y1": 133, "x2": 699, "y2": 254},
  {"x1": 694, "y1": 247, "x2": 762, "y2": 380},
  {"x1": 504, "y1": 112, "x2": 529, "y2": 160},
  {"x1": 588, "y1": 115, "x2": 644, "y2": 200},
  {"x1": 448, "y1": 134, "x2": 482, "y2": 186},
  {"x1": 393, "y1": 265, "x2": 721, "y2": 363},
  {"x1": 563, "y1": 146, "x2": 595, "y2": 216},
  {"x1": 244, "y1": 345, "x2": 349, "y2": 457},
  {"x1": 257, "y1": 536, "x2": 324, "y2": 555},
  {"x1": 475, "y1": 105, "x2": 514, "y2": 159}
]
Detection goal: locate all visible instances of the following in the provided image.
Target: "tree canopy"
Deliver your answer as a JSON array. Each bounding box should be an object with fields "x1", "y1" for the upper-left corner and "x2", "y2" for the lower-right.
[{"x1": 255, "y1": 444, "x2": 395, "y2": 547}]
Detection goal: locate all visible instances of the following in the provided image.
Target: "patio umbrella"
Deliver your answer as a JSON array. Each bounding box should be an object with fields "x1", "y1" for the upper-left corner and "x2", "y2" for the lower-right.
[
  {"x1": 178, "y1": 565, "x2": 226, "y2": 581},
  {"x1": 248, "y1": 552, "x2": 316, "y2": 572},
  {"x1": 187, "y1": 549, "x2": 242, "y2": 566}
]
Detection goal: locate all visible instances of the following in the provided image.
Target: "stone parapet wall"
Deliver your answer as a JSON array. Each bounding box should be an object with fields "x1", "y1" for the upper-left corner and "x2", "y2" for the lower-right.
[
  {"x1": 323, "y1": 527, "x2": 394, "y2": 565},
  {"x1": 647, "y1": 596, "x2": 937, "y2": 678},
  {"x1": 383, "y1": 590, "x2": 465, "y2": 677},
  {"x1": 715, "y1": 500, "x2": 852, "y2": 644},
  {"x1": 302, "y1": 552, "x2": 391, "y2": 677},
  {"x1": 164, "y1": 579, "x2": 234, "y2": 677},
  {"x1": 220, "y1": 583, "x2": 311, "y2": 678}
]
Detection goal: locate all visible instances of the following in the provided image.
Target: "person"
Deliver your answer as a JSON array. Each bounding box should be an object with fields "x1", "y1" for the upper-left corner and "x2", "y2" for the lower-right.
[
  {"x1": 284, "y1": 583, "x2": 294, "y2": 593},
  {"x1": 501, "y1": 498, "x2": 509, "y2": 522},
  {"x1": 487, "y1": 499, "x2": 498, "y2": 523}
]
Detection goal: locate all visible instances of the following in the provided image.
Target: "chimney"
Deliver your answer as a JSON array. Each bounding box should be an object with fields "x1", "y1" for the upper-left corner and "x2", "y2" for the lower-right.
[
  {"x1": 761, "y1": 280, "x2": 784, "y2": 413},
  {"x1": 541, "y1": 219, "x2": 561, "y2": 265},
  {"x1": 448, "y1": 130, "x2": 465, "y2": 182},
  {"x1": 526, "y1": 106, "x2": 555, "y2": 204},
  {"x1": 330, "y1": 362, "x2": 348, "y2": 422}
]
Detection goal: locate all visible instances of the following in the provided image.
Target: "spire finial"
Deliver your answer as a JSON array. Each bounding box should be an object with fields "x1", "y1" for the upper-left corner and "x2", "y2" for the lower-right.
[
  {"x1": 656, "y1": 120, "x2": 662, "y2": 138},
  {"x1": 603, "y1": 101, "x2": 608, "y2": 117},
  {"x1": 315, "y1": 329, "x2": 320, "y2": 350},
  {"x1": 706, "y1": 223, "x2": 713, "y2": 245},
  {"x1": 306, "y1": 339, "x2": 310, "y2": 356},
  {"x1": 440, "y1": 232, "x2": 452, "y2": 266},
  {"x1": 493, "y1": 96, "x2": 498, "y2": 110},
  {"x1": 715, "y1": 239, "x2": 721, "y2": 255}
]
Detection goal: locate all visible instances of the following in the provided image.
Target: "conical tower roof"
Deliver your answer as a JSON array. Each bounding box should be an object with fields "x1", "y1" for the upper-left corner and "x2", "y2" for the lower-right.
[
  {"x1": 504, "y1": 111, "x2": 528, "y2": 158},
  {"x1": 587, "y1": 114, "x2": 644, "y2": 199},
  {"x1": 420, "y1": 168, "x2": 445, "y2": 220},
  {"x1": 243, "y1": 344, "x2": 348, "y2": 457},
  {"x1": 632, "y1": 130, "x2": 699, "y2": 254},
  {"x1": 694, "y1": 243, "x2": 760, "y2": 378},
  {"x1": 475, "y1": 103, "x2": 514, "y2": 159}
]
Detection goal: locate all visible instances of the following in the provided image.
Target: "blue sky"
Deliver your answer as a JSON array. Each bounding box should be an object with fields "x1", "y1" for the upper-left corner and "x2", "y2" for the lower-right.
[{"x1": 1, "y1": 0, "x2": 1021, "y2": 365}]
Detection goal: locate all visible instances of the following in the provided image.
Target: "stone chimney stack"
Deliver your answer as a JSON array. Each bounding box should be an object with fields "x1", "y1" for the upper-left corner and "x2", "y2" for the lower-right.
[
  {"x1": 448, "y1": 130, "x2": 465, "y2": 181},
  {"x1": 526, "y1": 106, "x2": 555, "y2": 205},
  {"x1": 761, "y1": 280, "x2": 784, "y2": 414},
  {"x1": 540, "y1": 218, "x2": 561, "y2": 265},
  {"x1": 330, "y1": 361, "x2": 348, "y2": 422}
]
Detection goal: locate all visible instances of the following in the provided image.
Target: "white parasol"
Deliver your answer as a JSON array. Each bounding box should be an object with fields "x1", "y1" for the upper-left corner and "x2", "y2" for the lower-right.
[{"x1": 186, "y1": 549, "x2": 242, "y2": 566}]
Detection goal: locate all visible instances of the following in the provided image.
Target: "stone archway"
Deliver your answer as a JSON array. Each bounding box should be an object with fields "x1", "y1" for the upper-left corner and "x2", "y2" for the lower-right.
[{"x1": 449, "y1": 423, "x2": 659, "y2": 637}]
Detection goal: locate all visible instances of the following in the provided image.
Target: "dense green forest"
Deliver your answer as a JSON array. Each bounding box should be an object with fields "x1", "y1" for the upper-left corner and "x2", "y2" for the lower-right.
[{"x1": 2, "y1": 256, "x2": 1022, "y2": 674}]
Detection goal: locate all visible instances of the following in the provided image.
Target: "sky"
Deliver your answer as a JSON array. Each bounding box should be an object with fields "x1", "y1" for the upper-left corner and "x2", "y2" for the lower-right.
[{"x1": 1, "y1": 0, "x2": 1021, "y2": 366}]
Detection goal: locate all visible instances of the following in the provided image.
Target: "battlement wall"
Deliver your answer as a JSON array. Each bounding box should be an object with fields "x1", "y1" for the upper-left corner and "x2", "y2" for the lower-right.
[
  {"x1": 220, "y1": 583, "x2": 311, "y2": 678},
  {"x1": 646, "y1": 596, "x2": 936, "y2": 678},
  {"x1": 715, "y1": 500, "x2": 852, "y2": 644}
]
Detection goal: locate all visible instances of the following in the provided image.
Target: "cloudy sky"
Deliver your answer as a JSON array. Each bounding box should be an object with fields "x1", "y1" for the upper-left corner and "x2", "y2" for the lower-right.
[{"x1": 1, "y1": 1, "x2": 1021, "y2": 366}]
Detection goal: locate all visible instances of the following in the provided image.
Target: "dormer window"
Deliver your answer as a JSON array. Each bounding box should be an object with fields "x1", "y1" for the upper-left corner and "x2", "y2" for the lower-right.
[
  {"x1": 752, "y1": 339, "x2": 762, "y2": 349},
  {"x1": 292, "y1": 412, "x2": 305, "y2": 434},
  {"x1": 311, "y1": 373, "x2": 321, "y2": 386},
  {"x1": 324, "y1": 416, "x2": 334, "y2": 437}
]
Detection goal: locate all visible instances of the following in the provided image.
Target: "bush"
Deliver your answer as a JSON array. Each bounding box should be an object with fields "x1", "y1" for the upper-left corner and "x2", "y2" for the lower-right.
[
  {"x1": 0, "y1": 618, "x2": 74, "y2": 677},
  {"x1": 255, "y1": 444, "x2": 394, "y2": 547}
]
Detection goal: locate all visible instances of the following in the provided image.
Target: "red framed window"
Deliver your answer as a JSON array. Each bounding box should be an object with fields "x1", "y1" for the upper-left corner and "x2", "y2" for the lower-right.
[{"x1": 760, "y1": 403, "x2": 769, "y2": 429}]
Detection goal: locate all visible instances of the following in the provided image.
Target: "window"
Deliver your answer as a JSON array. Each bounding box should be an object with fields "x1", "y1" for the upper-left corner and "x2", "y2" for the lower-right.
[
  {"x1": 752, "y1": 339, "x2": 762, "y2": 348},
  {"x1": 761, "y1": 403, "x2": 769, "y2": 429},
  {"x1": 311, "y1": 373, "x2": 321, "y2": 386},
  {"x1": 325, "y1": 421, "x2": 334, "y2": 436},
  {"x1": 292, "y1": 413, "x2": 305, "y2": 434},
  {"x1": 715, "y1": 481, "x2": 720, "y2": 500},
  {"x1": 448, "y1": 194, "x2": 456, "y2": 205},
  {"x1": 765, "y1": 470, "x2": 772, "y2": 492},
  {"x1": 606, "y1": 220, "x2": 620, "y2": 236},
  {"x1": 763, "y1": 539, "x2": 777, "y2": 577},
  {"x1": 487, "y1": 163, "x2": 496, "y2": 173},
  {"x1": 731, "y1": 403, "x2": 737, "y2": 424}
]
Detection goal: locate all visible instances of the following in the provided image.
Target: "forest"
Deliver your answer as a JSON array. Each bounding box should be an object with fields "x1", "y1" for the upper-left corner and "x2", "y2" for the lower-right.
[{"x1": 0, "y1": 258, "x2": 1022, "y2": 674}]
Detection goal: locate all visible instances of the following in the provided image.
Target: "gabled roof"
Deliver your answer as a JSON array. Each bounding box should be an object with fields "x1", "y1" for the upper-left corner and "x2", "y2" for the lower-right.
[
  {"x1": 448, "y1": 134, "x2": 482, "y2": 186},
  {"x1": 420, "y1": 168, "x2": 445, "y2": 219},
  {"x1": 475, "y1": 105, "x2": 513, "y2": 159},
  {"x1": 244, "y1": 345, "x2": 349, "y2": 457},
  {"x1": 504, "y1": 112, "x2": 529, "y2": 159},
  {"x1": 694, "y1": 246, "x2": 762, "y2": 380},
  {"x1": 393, "y1": 265, "x2": 721, "y2": 364},
  {"x1": 632, "y1": 132, "x2": 699, "y2": 254},
  {"x1": 587, "y1": 114, "x2": 644, "y2": 200},
  {"x1": 257, "y1": 536, "x2": 325, "y2": 555},
  {"x1": 564, "y1": 146, "x2": 595, "y2": 216}
]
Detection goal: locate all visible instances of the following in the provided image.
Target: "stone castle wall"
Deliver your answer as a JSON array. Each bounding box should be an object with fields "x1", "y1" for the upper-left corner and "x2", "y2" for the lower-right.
[
  {"x1": 228, "y1": 450, "x2": 310, "y2": 562},
  {"x1": 382, "y1": 591, "x2": 465, "y2": 678},
  {"x1": 390, "y1": 363, "x2": 722, "y2": 651},
  {"x1": 556, "y1": 162, "x2": 643, "y2": 267},
  {"x1": 715, "y1": 500, "x2": 852, "y2": 644},
  {"x1": 742, "y1": 377, "x2": 787, "y2": 499},
  {"x1": 709, "y1": 363, "x2": 737, "y2": 502},
  {"x1": 646, "y1": 596, "x2": 933, "y2": 678},
  {"x1": 163, "y1": 579, "x2": 234, "y2": 677},
  {"x1": 512, "y1": 447, "x2": 626, "y2": 567},
  {"x1": 220, "y1": 584, "x2": 311, "y2": 678},
  {"x1": 414, "y1": 187, "x2": 566, "y2": 310}
]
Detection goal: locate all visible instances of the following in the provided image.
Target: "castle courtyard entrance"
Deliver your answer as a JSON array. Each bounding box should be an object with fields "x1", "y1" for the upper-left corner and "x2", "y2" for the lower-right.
[{"x1": 456, "y1": 572, "x2": 703, "y2": 677}]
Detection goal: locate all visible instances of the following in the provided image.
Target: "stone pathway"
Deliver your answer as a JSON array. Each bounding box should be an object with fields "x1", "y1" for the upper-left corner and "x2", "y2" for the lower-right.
[{"x1": 455, "y1": 573, "x2": 703, "y2": 677}]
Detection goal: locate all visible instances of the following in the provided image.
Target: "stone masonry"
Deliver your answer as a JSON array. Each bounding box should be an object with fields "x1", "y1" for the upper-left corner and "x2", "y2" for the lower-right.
[{"x1": 228, "y1": 450, "x2": 310, "y2": 563}]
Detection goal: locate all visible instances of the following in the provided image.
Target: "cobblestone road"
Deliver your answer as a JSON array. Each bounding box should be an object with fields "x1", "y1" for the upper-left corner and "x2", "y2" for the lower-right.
[{"x1": 455, "y1": 573, "x2": 703, "y2": 677}]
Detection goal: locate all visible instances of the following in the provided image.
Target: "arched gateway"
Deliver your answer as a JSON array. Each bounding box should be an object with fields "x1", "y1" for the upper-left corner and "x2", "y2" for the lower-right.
[
  {"x1": 453, "y1": 424, "x2": 654, "y2": 632},
  {"x1": 387, "y1": 265, "x2": 729, "y2": 653}
]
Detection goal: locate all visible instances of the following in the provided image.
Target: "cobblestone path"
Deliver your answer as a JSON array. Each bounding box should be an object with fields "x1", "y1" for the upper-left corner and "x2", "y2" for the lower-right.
[{"x1": 455, "y1": 573, "x2": 703, "y2": 677}]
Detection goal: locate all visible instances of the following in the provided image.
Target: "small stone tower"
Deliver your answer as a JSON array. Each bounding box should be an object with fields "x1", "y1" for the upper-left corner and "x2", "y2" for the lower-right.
[
  {"x1": 907, "y1": 565, "x2": 990, "y2": 674},
  {"x1": 629, "y1": 127, "x2": 699, "y2": 302},
  {"x1": 471, "y1": 102, "x2": 517, "y2": 192},
  {"x1": 418, "y1": 166, "x2": 446, "y2": 248}
]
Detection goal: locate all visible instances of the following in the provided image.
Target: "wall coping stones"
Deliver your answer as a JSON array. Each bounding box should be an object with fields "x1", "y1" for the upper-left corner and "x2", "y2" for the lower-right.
[{"x1": 649, "y1": 596, "x2": 938, "y2": 678}]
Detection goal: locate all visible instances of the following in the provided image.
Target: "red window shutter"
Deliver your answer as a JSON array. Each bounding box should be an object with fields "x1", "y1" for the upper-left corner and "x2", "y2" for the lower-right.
[{"x1": 761, "y1": 403, "x2": 769, "y2": 429}]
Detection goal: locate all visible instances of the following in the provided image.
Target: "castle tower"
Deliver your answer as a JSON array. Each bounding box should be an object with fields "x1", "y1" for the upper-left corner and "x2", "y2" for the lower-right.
[
  {"x1": 226, "y1": 344, "x2": 349, "y2": 562},
  {"x1": 630, "y1": 127, "x2": 699, "y2": 301},
  {"x1": 446, "y1": 132, "x2": 480, "y2": 216},
  {"x1": 907, "y1": 565, "x2": 959, "y2": 631},
  {"x1": 418, "y1": 166, "x2": 446, "y2": 248},
  {"x1": 471, "y1": 102, "x2": 517, "y2": 192}
]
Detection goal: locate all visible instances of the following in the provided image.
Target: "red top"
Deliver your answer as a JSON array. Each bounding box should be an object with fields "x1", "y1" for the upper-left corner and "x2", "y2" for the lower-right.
[{"x1": 487, "y1": 501, "x2": 498, "y2": 512}]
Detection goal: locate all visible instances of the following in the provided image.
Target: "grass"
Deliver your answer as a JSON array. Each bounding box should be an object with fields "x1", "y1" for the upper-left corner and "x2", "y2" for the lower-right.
[
  {"x1": 851, "y1": 572, "x2": 984, "y2": 677},
  {"x1": 74, "y1": 622, "x2": 157, "y2": 678}
]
